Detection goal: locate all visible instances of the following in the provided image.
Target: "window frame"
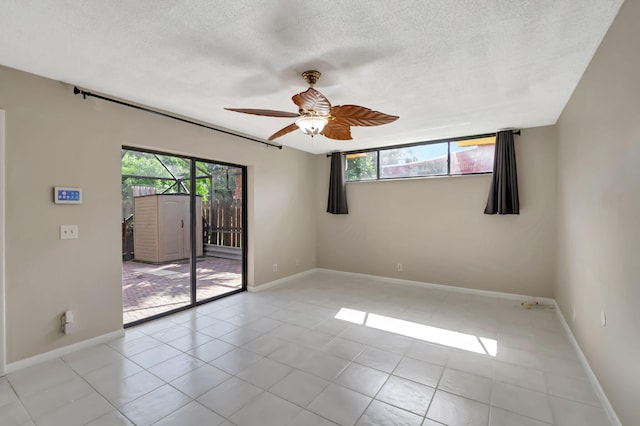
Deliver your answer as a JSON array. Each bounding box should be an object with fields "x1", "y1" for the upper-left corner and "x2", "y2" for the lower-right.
[{"x1": 343, "y1": 132, "x2": 497, "y2": 182}]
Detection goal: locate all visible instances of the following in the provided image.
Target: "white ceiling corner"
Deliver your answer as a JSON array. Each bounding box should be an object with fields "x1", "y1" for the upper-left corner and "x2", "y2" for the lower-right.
[{"x1": 0, "y1": 0, "x2": 624, "y2": 154}]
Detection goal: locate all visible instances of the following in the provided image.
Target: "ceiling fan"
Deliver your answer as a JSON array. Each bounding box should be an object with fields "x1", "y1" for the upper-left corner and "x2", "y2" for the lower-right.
[{"x1": 225, "y1": 70, "x2": 399, "y2": 141}]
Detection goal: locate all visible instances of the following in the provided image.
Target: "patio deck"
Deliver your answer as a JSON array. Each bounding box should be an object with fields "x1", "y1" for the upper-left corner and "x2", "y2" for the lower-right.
[{"x1": 122, "y1": 256, "x2": 242, "y2": 324}]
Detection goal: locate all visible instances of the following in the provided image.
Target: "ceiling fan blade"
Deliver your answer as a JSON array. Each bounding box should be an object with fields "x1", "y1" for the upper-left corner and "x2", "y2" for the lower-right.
[
  {"x1": 322, "y1": 120, "x2": 352, "y2": 140},
  {"x1": 330, "y1": 105, "x2": 399, "y2": 126},
  {"x1": 268, "y1": 123, "x2": 299, "y2": 141},
  {"x1": 292, "y1": 88, "x2": 332, "y2": 116},
  {"x1": 225, "y1": 108, "x2": 300, "y2": 118}
]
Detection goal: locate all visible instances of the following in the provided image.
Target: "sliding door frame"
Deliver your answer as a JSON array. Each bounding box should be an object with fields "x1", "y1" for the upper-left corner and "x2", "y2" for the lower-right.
[{"x1": 122, "y1": 146, "x2": 247, "y2": 327}]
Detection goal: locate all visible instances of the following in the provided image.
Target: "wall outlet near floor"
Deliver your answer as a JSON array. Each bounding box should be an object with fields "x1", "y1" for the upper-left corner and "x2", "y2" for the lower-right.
[
  {"x1": 397, "y1": 263, "x2": 403, "y2": 271},
  {"x1": 272, "y1": 263, "x2": 278, "y2": 272},
  {"x1": 61, "y1": 310, "x2": 75, "y2": 334},
  {"x1": 600, "y1": 311, "x2": 607, "y2": 327}
]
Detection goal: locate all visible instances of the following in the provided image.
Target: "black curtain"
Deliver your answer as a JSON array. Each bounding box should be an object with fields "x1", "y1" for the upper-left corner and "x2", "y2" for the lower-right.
[
  {"x1": 484, "y1": 130, "x2": 519, "y2": 215},
  {"x1": 327, "y1": 152, "x2": 348, "y2": 214}
]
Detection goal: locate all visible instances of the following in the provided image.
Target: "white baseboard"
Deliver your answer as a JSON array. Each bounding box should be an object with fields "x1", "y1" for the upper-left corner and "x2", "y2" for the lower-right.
[
  {"x1": 553, "y1": 302, "x2": 621, "y2": 426},
  {"x1": 248, "y1": 266, "x2": 554, "y2": 303},
  {"x1": 5, "y1": 329, "x2": 125, "y2": 374},
  {"x1": 248, "y1": 268, "x2": 321, "y2": 292},
  {"x1": 316, "y1": 268, "x2": 555, "y2": 304}
]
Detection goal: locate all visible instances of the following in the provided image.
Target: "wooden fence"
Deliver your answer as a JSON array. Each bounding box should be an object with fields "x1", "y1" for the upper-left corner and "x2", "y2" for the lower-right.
[
  {"x1": 122, "y1": 215, "x2": 134, "y2": 260},
  {"x1": 203, "y1": 198, "x2": 243, "y2": 248}
]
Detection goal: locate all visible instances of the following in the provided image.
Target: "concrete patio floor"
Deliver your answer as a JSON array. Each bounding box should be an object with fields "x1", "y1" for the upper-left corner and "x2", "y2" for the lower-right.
[{"x1": 122, "y1": 256, "x2": 242, "y2": 324}]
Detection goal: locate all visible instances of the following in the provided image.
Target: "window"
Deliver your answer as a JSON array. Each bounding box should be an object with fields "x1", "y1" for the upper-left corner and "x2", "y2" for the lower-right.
[
  {"x1": 380, "y1": 144, "x2": 448, "y2": 179},
  {"x1": 450, "y1": 136, "x2": 495, "y2": 175},
  {"x1": 345, "y1": 152, "x2": 377, "y2": 181},
  {"x1": 345, "y1": 134, "x2": 495, "y2": 182}
]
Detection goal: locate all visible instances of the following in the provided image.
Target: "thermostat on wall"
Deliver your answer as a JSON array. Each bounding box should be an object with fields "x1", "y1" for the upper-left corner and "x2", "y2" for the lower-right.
[{"x1": 54, "y1": 187, "x2": 82, "y2": 204}]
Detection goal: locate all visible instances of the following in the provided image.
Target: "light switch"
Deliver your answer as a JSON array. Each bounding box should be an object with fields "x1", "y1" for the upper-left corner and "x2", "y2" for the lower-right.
[{"x1": 60, "y1": 225, "x2": 78, "y2": 240}]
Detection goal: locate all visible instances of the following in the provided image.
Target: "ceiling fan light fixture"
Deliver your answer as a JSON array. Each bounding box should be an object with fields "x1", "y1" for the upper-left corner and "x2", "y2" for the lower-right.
[{"x1": 295, "y1": 115, "x2": 328, "y2": 136}]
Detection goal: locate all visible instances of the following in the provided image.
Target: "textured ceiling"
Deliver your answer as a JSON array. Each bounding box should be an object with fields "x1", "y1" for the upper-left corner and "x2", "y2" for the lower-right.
[{"x1": 0, "y1": 1, "x2": 623, "y2": 154}]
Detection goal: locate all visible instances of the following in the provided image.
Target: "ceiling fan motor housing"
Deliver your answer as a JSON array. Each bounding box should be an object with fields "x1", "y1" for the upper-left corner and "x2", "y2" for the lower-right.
[{"x1": 302, "y1": 70, "x2": 321, "y2": 87}]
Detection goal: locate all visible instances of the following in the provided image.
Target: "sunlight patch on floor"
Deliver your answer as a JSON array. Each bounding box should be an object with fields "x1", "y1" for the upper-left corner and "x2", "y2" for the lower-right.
[{"x1": 335, "y1": 307, "x2": 497, "y2": 356}]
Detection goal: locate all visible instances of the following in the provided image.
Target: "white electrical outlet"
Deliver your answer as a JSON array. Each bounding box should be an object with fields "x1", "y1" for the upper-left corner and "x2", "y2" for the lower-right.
[
  {"x1": 600, "y1": 311, "x2": 607, "y2": 327},
  {"x1": 397, "y1": 263, "x2": 403, "y2": 271},
  {"x1": 60, "y1": 225, "x2": 78, "y2": 240},
  {"x1": 61, "y1": 310, "x2": 75, "y2": 334},
  {"x1": 273, "y1": 263, "x2": 278, "y2": 272}
]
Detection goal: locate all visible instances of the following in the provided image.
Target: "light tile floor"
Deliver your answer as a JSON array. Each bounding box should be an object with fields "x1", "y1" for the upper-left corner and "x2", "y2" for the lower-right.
[{"x1": 0, "y1": 271, "x2": 611, "y2": 425}]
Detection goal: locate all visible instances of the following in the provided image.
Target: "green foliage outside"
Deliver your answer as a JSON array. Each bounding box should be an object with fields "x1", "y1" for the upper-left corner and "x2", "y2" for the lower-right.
[
  {"x1": 121, "y1": 150, "x2": 240, "y2": 218},
  {"x1": 346, "y1": 154, "x2": 377, "y2": 181}
]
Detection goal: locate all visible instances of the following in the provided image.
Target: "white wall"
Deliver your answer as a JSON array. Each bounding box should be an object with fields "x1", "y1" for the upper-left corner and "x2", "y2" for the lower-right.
[
  {"x1": 555, "y1": 0, "x2": 640, "y2": 423},
  {"x1": 0, "y1": 65, "x2": 317, "y2": 363},
  {"x1": 0, "y1": 110, "x2": 6, "y2": 374},
  {"x1": 316, "y1": 126, "x2": 557, "y2": 297}
]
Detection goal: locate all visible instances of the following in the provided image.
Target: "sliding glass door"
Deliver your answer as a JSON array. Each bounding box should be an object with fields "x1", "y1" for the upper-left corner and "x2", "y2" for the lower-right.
[
  {"x1": 195, "y1": 162, "x2": 244, "y2": 302},
  {"x1": 121, "y1": 148, "x2": 246, "y2": 326}
]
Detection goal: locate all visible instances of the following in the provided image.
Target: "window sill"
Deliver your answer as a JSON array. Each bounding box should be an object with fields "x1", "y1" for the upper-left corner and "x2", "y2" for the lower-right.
[{"x1": 346, "y1": 172, "x2": 492, "y2": 184}]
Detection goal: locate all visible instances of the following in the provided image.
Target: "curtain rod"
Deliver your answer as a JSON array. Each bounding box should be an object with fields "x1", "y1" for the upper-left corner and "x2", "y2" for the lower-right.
[
  {"x1": 72, "y1": 87, "x2": 283, "y2": 150},
  {"x1": 326, "y1": 130, "x2": 521, "y2": 157}
]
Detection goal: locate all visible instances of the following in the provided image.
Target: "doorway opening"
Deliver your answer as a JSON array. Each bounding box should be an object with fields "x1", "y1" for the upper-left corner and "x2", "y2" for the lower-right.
[{"x1": 121, "y1": 147, "x2": 246, "y2": 326}]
